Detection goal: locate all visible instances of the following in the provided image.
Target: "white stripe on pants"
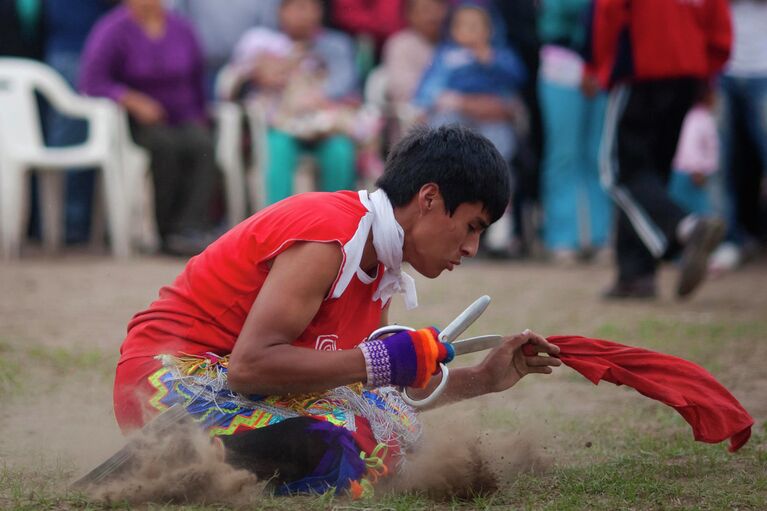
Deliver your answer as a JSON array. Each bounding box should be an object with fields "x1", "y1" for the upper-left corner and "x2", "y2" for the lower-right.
[{"x1": 599, "y1": 84, "x2": 668, "y2": 258}]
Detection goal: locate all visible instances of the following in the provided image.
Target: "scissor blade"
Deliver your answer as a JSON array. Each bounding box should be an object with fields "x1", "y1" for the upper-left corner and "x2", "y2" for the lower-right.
[
  {"x1": 439, "y1": 295, "x2": 491, "y2": 343},
  {"x1": 451, "y1": 334, "x2": 504, "y2": 355}
]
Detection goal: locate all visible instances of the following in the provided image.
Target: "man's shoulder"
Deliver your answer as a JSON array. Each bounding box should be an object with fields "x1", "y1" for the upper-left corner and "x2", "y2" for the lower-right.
[
  {"x1": 289, "y1": 190, "x2": 367, "y2": 216},
  {"x1": 263, "y1": 191, "x2": 368, "y2": 228}
]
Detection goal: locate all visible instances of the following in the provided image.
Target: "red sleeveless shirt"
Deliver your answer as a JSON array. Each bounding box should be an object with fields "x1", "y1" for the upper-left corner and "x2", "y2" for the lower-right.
[
  {"x1": 121, "y1": 190, "x2": 386, "y2": 361},
  {"x1": 114, "y1": 191, "x2": 386, "y2": 430}
]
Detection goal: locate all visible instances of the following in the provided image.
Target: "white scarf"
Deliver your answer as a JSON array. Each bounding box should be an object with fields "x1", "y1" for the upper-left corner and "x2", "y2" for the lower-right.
[{"x1": 359, "y1": 189, "x2": 418, "y2": 310}]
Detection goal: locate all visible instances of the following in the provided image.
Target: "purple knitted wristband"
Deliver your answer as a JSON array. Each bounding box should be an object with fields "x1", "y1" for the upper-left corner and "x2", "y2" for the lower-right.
[
  {"x1": 359, "y1": 331, "x2": 422, "y2": 388},
  {"x1": 359, "y1": 340, "x2": 391, "y2": 387}
]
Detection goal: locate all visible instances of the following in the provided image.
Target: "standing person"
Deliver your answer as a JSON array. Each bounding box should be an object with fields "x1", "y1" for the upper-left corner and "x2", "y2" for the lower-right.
[
  {"x1": 496, "y1": 0, "x2": 545, "y2": 258},
  {"x1": 590, "y1": 0, "x2": 732, "y2": 299},
  {"x1": 329, "y1": 0, "x2": 406, "y2": 53},
  {"x1": 668, "y1": 96, "x2": 720, "y2": 217},
  {"x1": 43, "y1": 0, "x2": 115, "y2": 244},
  {"x1": 0, "y1": 0, "x2": 44, "y2": 58},
  {"x1": 112, "y1": 124, "x2": 562, "y2": 496},
  {"x1": 538, "y1": 0, "x2": 612, "y2": 263},
  {"x1": 712, "y1": 0, "x2": 767, "y2": 272},
  {"x1": 80, "y1": 0, "x2": 220, "y2": 256}
]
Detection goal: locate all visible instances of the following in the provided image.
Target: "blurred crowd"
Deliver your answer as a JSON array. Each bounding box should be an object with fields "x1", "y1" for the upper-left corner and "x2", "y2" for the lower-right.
[{"x1": 0, "y1": 0, "x2": 765, "y2": 294}]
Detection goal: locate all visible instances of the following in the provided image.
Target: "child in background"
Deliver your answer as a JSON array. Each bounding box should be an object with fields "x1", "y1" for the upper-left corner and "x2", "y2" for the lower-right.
[
  {"x1": 669, "y1": 98, "x2": 720, "y2": 216},
  {"x1": 412, "y1": 0, "x2": 526, "y2": 162},
  {"x1": 230, "y1": 27, "x2": 384, "y2": 182}
]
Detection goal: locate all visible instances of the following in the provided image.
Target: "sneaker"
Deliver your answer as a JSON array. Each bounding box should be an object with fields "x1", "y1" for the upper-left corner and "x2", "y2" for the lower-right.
[
  {"x1": 708, "y1": 242, "x2": 741, "y2": 277},
  {"x1": 602, "y1": 276, "x2": 657, "y2": 300},
  {"x1": 676, "y1": 218, "x2": 726, "y2": 298}
]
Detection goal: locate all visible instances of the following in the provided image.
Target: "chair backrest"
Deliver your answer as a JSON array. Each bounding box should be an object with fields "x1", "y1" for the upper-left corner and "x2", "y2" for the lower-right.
[
  {"x1": 363, "y1": 66, "x2": 389, "y2": 110},
  {"x1": 213, "y1": 64, "x2": 244, "y2": 102},
  {"x1": 0, "y1": 58, "x2": 82, "y2": 154}
]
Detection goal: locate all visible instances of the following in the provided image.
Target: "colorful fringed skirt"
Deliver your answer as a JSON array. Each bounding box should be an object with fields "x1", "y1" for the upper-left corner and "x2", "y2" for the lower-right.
[{"x1": 113, "y1": 353, "x2": 421, "y2": 497}]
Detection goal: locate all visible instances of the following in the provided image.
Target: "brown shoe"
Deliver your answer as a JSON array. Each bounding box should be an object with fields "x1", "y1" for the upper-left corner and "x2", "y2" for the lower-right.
[
  {"x1": 603, "y1": 276, "x2": 657, "y2": 300},
  {"x1": 676, "y1": 218, "x2": 726, "y2": 298}
]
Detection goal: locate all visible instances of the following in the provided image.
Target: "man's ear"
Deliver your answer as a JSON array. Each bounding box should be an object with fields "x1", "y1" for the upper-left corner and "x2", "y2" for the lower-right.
[{"x1": 418, "y1": 183, "x2": 441, "y2": 213}]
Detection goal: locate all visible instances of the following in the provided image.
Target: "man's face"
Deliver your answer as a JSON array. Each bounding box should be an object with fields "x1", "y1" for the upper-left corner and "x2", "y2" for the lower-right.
[
  {"x1": 404, "y1": 198, "x2": 490, "y2": 278},
  {"x1": 280, "y1": 0, "x2": 323, "y2": 40}
]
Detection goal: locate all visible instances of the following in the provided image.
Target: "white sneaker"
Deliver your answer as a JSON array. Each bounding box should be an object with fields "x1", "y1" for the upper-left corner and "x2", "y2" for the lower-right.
[{"x1": 708, "y1": 242, "x2": 741, "y2": 276}]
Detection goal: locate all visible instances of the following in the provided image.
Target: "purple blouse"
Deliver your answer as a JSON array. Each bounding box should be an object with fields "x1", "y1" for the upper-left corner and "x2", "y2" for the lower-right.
[{"x1": 79, "y1": 6, "x2": 206, "y2": 126}]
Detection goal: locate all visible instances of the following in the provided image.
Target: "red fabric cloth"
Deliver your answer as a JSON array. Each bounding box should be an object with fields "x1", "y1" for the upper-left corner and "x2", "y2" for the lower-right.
[{"x1": 527, "y1": 336, "x2": 753, "y2": 452}]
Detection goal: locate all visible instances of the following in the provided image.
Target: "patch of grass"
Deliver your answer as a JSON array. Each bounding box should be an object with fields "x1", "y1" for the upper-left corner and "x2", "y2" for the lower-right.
[
  {"x1": 595, "y1": 318, "x2": 765, "y2": 350},
  {"x1": 25, "y1": 345, "x2": 110, "y2": 373},
  {"x1": 0, "y1": 357, "x2": 18, "y2": 394},
  {"x1": 504, "y1": 431, "x2": 767, "y2": 511},
  {"x1": 593, "y1": 318, "x2": 767, "y2": 375}
]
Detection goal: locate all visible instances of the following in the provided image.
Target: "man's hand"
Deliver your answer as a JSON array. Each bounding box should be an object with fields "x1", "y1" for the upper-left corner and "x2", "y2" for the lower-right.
[{"x1": 478, "y1": 329, "x2": 561, "y2": 393}]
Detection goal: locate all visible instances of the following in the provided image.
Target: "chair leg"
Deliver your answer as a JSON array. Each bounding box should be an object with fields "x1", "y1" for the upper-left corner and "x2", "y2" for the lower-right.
[
  {"x1": 89, "y1": 171, "x2": 106, "y2": 251},
  {"x1": 125, "y1": 157, "x2": 160, "y2": 254},
  {"x1": 0, "y1": 164, "x2": 27, "y2": 259},
  {"x1": 100, "y1": 161, "x2": 131, "y2": 258},
  {"x1": 246, "y1": 105, "x2": 269, "y2": 211},
  {"x1": 39, "y1": 171, "x2": 65, "y2": 254},
  {"x1": 215, "y1": 102, "x2": 248, "y2": 225}
]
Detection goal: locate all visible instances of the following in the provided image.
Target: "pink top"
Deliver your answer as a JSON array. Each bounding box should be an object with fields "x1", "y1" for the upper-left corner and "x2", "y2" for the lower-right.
[
  {"x1": 673, "y1": 105, "x2": 720, "y2": 176},
  {"x1": 383, "y1": 28, "x2": 436, "y2": 104}
]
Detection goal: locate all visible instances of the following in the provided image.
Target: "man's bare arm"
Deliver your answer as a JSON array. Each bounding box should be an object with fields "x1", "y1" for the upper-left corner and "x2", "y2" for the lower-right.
[{"x1": 227, "y1": 242, "x2": 367, "y2": 395}]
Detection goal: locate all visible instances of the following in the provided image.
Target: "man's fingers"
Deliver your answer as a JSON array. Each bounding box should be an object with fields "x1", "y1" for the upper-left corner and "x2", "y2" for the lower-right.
[
  {"x1": 523, "y1": 330, "x2": 560, "y2": 356},
  {"x1": 525, "y1": 355, "x2": 562, "y2": 367},
  {"x1": 527, "y1": 366, "x2": 553, "y2": 374}
]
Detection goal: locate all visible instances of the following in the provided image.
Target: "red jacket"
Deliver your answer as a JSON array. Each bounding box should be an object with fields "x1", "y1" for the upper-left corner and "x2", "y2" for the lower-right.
[
  {"x1": 331, "y1": 0, "x2": 405, "y2": 48},
  {"x1": 589, "y1": 0, "x2": 732, "y2": 88}
]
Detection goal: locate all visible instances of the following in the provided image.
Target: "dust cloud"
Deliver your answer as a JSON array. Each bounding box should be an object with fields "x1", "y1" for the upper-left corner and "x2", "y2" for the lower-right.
[
  {"x1": 1, "y1": 367, "x2": 547, "y2": 506},
  {"x1": 388, "y1": 401, "x2": 550, "y2": 500}
]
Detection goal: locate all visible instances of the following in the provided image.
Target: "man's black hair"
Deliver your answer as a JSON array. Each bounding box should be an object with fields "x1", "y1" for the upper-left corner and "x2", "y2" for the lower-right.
[{"x1": 376, "y1": 124, "x2": 510, "y2": 223}]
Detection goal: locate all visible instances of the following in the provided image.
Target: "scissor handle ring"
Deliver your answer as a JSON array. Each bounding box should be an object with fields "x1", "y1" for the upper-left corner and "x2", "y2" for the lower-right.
[
  {"x1": 368, "y1": 324, "x2": 415, "y2": 339},
  {"x1": 400, "y1": 363, "x2": 449, "y2": 408},
  {"x1": 367, "y1": 324, "x2": 450, "y2": 408}
]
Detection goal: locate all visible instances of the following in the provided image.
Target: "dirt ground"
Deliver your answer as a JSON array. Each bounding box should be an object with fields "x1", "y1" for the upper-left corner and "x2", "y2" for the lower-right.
[{"x1": 0, "y1": 252, "x2": 765, "y2": 506}]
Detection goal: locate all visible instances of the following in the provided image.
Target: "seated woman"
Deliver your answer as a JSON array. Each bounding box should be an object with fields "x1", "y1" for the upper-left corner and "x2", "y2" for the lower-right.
[
  {"x1": 80, "y1": 0, "x2": 218, "y2": 256},
  {"x1": 412, "y1": 0, "x2": 527, "y2": 163},
  {"x1": 230, "y1": 0, "x2": 371, "y2": 205}
]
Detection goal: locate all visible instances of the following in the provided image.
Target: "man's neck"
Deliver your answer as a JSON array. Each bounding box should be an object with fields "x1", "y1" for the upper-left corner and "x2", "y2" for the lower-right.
[
  {"x1": 360, "y1": 203, "x2": 414, "y2": 275},
  {"x1": 360, "y1": 232, "x2": 378, "y2": 276}
]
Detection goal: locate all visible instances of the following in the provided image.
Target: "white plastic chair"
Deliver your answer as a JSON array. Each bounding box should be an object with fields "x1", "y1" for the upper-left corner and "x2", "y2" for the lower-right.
[
  {"x1": 0, "y1": 57, "x2": 136, "y2": 258},
  {"x1": 211, "y1": 100, "x2": 248, "y2": 225},
  {"x1": 214, "y1": 64, "x2": 272, "y2": 212},
  {"x1": 214, "y1": 63, "x2": 382, "y2": 212}
]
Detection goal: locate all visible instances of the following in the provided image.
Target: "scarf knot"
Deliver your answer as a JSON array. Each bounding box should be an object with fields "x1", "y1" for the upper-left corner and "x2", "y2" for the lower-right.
[{"x1": 359, "y1": 190, "x2": 418, "y2": 310}]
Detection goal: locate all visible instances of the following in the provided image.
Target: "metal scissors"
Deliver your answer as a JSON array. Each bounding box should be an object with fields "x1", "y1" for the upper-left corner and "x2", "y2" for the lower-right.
[{"x1": 367, "y1": 295, "x2": 504, "y2": 408}]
